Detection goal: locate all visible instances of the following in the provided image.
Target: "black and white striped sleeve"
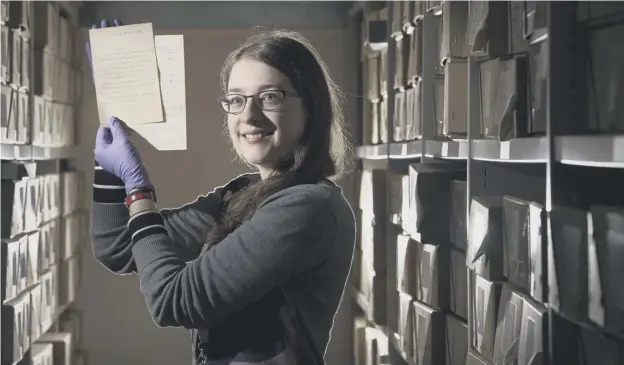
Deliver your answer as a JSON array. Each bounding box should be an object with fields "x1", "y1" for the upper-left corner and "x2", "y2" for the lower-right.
[
  {"x1": 128, "y1": 209, "x2": 168, "y2": 244},
  {"x1": 93, "y1": 162, "x2": 127, "y2": 203}
]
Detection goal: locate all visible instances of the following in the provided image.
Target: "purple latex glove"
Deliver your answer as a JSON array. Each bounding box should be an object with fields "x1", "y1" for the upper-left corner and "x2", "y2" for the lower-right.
[
  {"x1": 95, "y1": 116, "x2": 152, "y2": 194},
  {"x1": 85, "y1": 19, "x2": 123, "y2": 74}
]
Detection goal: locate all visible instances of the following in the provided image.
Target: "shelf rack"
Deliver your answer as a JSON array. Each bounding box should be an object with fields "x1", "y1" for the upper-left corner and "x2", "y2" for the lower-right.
[{"x1": 350, "y1": 2, "x2": 624, "y2": 365}]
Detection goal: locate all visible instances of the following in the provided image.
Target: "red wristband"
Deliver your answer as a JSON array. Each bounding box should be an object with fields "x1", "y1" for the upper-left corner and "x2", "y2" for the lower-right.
[{"x1": 124, "y1": 190, "x2": 156, "y2": 208}]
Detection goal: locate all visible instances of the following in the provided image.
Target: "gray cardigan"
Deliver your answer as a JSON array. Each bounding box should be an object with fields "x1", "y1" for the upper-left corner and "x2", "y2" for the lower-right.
[{"x1": 90, "y1": 166, "x2": 356, "y2": 362}]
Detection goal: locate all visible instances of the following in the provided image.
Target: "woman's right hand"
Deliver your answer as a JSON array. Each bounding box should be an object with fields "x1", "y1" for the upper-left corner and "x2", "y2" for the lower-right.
[{"x1": 85, "y1": 19, "x2": 123, "y2": 73}]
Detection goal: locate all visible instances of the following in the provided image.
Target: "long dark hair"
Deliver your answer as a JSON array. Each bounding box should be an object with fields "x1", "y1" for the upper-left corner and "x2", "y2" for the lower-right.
[{"x1": 205, "y1": 30, "x2": 351, "y2": 246}]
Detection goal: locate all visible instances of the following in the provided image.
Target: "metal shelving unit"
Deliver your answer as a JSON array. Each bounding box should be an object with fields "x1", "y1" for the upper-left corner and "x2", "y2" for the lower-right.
[{"x1": 350, "y1": 2, "x2": 624, "y2": 365}]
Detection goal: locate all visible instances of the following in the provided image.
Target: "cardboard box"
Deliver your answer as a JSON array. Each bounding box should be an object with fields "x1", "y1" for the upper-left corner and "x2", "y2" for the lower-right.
[
  {"x1": 11, "y1": 29, "x2": 22, "y2": 86},
  {"x1": 407, "y1": 163, "x2": 466, "y2": 241},
  {"x1": 443, "y1": 60, "x2": 468, "y2": 136},
  {"x1": 59, "y1": 254, "x2": 81, "y2": 306},
  {"x1": 4, "y1": 179, "x2": 28, "y2": 238},
  {"x1": 366, "y1": 53, "x2": 381, "y2": 101},
  {"x1": 364, "y1": 326, "x2": 390, "y2": 365},
  {"x1": 30, "y1": 284, "x2": 43, "y2": 341},
  {"x1": 394, "y1": 36, "x2": 406, "y2": 89},
  {"x1": 1, "y1": 24, "x2": 10, "y2": 83},
  {"x1": 450, "y1": 249, "x2": 467, "y2": 319},
  {"x1": 1, "y1": 292, "x2": 31, "y2": 364},
  {"x1": 528, "y1": 202, "x2": 545, "y2": 303},
  {"x1": 435, "y1": 76, "x2": 444, "y2": 136},
  {"x1": 31, "y1": 343, "x2": 54, "y2": 365},
  {"x1": 527, "y1": 41, "x2": 547, "y2": 135},
  {"x1": 465, "y1": 350, "x2": 493, "y2": 365},
  {"x1": 405, "y1": 83, "x2": 421, "y2": 140},
  {"x1": 16, "y1": 90, "x2": 29, "y2": 144},
  {"x1": 548, "y1": 206, "x2": 588, "y2": 320},
  {"x1": 380, "y1": 48, "x2": 388, "y2": 96},
  {"x1": 398, "y1": 291, "x2": 414, "y2": 358},
  {"x1": 38, "y1": 332, "x2": 73, "y2": 365},
  {"x1": 24, "y1": 177, "x2": 40, "y2": 232},
  {"x1": 468, "y1": 196, "x2": 505, "y2": 281},
  {"x1": 62, "y1": 171, "x2": 84, "y2": 216},
  {"x1": 40, "y1": 266, "x2": 59, "y2": 333},
  {"x1": 362, "y1": 100, "x2": 379, "y2": 145},
  {"x1": 2, "y1": 238, "x2": 21, "y2": 301},
  {"x1": 391, "y1": 1, "x2": 403, "y2": 36},
  {"x1": 359, "y1": 169, "x2": 387, "y2": 216},
  {"x1": 393, "y1": 91, "x2": 406, "y2": 142},
  {"x1": 21, "y1": 36, "x2": 30, "y2": 90},
  {"x1": 59, "y1": 308, "x2": 84, "y2": 348},
  {"x1": 445, "y1": 314, "x2": 468, "y2": 365},
  {"x1": 479, "y1": 57, "x2": 529, "y2": 140},
  {"x1": 449, "y1": 180, "x2": 467, "y2": 251},
  {"x1": 379, "y1": 97, "x2": 388, "y2": 143},
  {"x1": 412, "y1": 300, "x2": 445, "y2": 365},
  {"x1": 33, "y1": 95, "x2": 45, "y2": 145},
  {"x1": 396, "y1": 234, "x2": 417, "y2": 295},
  {"x1": 401, "y1": 1, "x2": 414, "y2": 26},
  {"x1": 587, "y1": 205, "x2": 624, "y2": 334},
  {"x1": 353, "y1": 317, "x2": 368, "y2": 365},
  {"x1": 366, "y1": 273, "x2": 387, "y2": 325},
  {"x1": 17, "y1": 235, "x2": 28, "y2": 293},
  {"x1": 407, "y1": 25, "x2": 422, "y2": 83},
  {"x1": 493, "y1": 284, "x2": 526, "y2": 364},
  {"x1": 440, "y1": 0, "x2": 469, "y2": 65},
  {"x1": 361, "y1": 209, "x2": 386, "y2": 272},
  {"x1": 27, "y1": 231, "x2": 41, "y2": 287},
  {"x1": 466, "y1": 1, "x2": 509, "y2": 58},
  {"x1": 388, "y1": 174, "x2": 405, "y2": 225},
  {"x1": 469, "y1": 271, "x2": 502, "y2": 361},
  {"x1": 3, "y1": 86, "x2": 19, "y2": 143},
  {"x1": 502, "y1": 196, "x2": 531, "y2": 292},
  {"x1": 517, "y1": 298, "x2": 547, "y2": 365}
]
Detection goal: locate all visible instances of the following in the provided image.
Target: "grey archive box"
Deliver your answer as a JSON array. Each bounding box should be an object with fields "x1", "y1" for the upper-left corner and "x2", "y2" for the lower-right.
[
  {"x1": 468, "y1": 196, "x2": 505, "y2": 282},
  {"x1": 412, "y1": 300, "x2": 445, "y2": 365},
  {"x1": 1, "y1": 291, "x2": 31, "y2": 365},
  {"x1": 445, "y1": 314, "x2": 468, "y2": 365},
  {"x1": 469, "y1": 271, "x2": 502, "y2": 361},
  {"x1": 517, "y1": 298, "x2": 547, "y2": 365},
  {"x1": 439, "y1": 0, "x2": 469, "y2": 65},
  {"x1": 548, "y1": 206, "x2": 589, "y2": 322},
  {"x1": 493, "y1": 284, "x2": 526, "y2": 365},
  {"x1": 479, "y1": 56, "x2": 529, "y2": 141},
  {"x1": 407, "y1": 163, "x2": 466, "y2": 242},
  {"x1": 466, "y1": 1, "x2": 509, "y2": 58},
  {"x1": 449, "y1": 180, "x2": 467, "y2": 251},
  {"x1": 588, "y1": 205, "x2": 624, "y2": 337},
  {"x1": 465, "y1": 350, "x2": 493, "y2": 365},
  {"x1": 502, "y1": 196, "x2": 531, "y2": 292},
  {"x1": 1, "y1": 24, "x2": 10, "y2": 83}
]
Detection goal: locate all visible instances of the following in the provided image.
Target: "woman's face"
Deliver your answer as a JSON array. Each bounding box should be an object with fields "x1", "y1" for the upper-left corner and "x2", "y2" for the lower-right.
[{"x1": 225, "y1": 59, "x2": 306, "y2": 178}]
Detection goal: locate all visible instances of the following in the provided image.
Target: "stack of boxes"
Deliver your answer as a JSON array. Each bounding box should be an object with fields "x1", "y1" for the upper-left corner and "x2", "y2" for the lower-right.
[
  {"x1": 2, "y1": 170, "x2": 87, "y2": 365},
  {"x1": 394, "y1": 163, "x2": 468, "y2": 365},
  {"x1": 1, "y1": 1, "x2": 80, "y2": 149},
  {"x1": 2, "y1": 2, "x2": 87, "y2": 365}
]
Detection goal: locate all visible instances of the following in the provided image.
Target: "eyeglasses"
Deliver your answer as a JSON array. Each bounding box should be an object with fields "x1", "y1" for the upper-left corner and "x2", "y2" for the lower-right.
[{"x1": 219, "y1": 90, "x2": 296, "y2": 114}]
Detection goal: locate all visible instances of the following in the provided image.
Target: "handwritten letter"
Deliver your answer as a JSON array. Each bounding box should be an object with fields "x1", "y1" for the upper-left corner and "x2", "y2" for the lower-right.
[
  {"x1": 89, "y1": 23, "x2": 164, "y2": 126},
  {"x1": 133, "y1": 35, "x2": 187, "y2": 151}
]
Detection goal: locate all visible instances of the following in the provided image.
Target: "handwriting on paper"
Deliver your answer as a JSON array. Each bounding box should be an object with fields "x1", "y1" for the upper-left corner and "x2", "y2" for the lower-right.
[
  {"x1": 133, "y1": 35, "x2": 187, "y2": 151},
  {"x1": 89, "y1": 23, "x2": 164, "y2": 126}
]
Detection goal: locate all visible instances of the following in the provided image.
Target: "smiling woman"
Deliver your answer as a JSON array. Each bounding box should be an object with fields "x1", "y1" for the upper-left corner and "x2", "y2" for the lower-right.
[{"x1": 89, "y1": 21, "x2": 356, "y2": 365}]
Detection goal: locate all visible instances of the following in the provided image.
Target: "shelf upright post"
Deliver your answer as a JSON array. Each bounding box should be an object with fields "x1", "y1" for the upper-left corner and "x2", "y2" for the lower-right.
[
  {"x1": 546, "y1": 2, "x2": 577, "y2": 365},
  {"x1": 466, "y1": 53, "x2": 481, "y2": 356},
  {"x1": 384, "y1": 0, "x2": 395, "y2": 357}
]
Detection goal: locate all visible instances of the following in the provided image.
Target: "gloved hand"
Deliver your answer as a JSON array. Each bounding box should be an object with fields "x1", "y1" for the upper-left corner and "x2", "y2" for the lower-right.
[
  {"x1": 86, "y1": 19, "x2": 123, "y2": 73},
  {"x1": 95, "y1": 116, "x2": 152, "y2": 194}
]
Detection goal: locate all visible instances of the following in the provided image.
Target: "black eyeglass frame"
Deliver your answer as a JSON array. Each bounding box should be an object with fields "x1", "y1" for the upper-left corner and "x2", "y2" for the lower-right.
[{"x1": 218, "y1": 90, "x2": 298, "y2": 115}]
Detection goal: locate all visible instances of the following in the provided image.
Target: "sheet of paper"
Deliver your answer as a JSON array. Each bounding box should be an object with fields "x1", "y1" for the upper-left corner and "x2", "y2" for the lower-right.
[
  {"x1": 133, "y1": 35, "x2": 187, "y2": 151},
  {"x1": 89, "y1": 23, "x2": 164, "y2": 126}
]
